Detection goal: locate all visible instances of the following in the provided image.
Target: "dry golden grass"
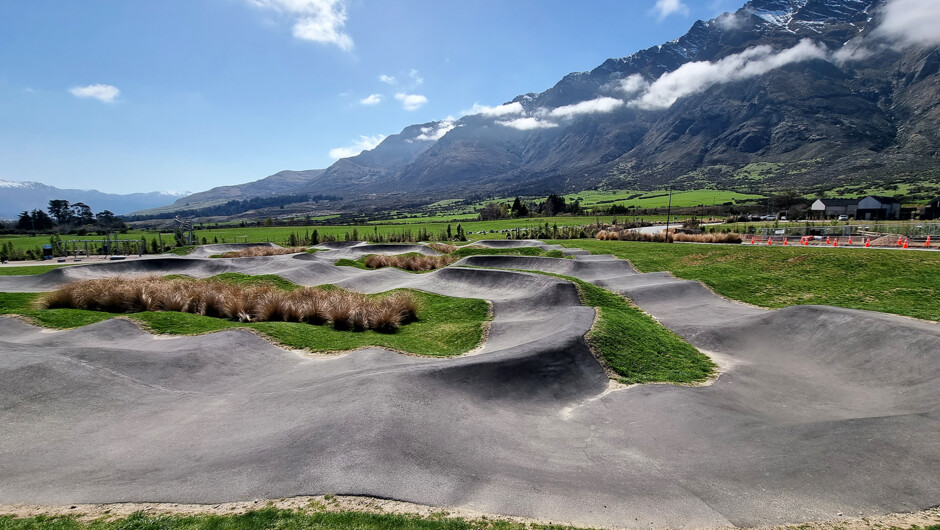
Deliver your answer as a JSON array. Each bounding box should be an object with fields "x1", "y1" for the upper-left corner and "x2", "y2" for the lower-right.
[
  {"x1": 219, "y1": 246, "x2": 307, "y2": 258},
  {"x1": 426, "y1": 243, "x2": 457, "y2": 254},
  {"x1": 672, "y1": 232, "x2": 743, "y2": 244},
  {"x1": 39, "y1": 276, "x2": 418, "y2": 332},
  {"x1": 363, "y1": 254, "x2": 456, "y2": 271},
  {"x1": 596, "y1": 230, "x2": 742, "y2": 244}
]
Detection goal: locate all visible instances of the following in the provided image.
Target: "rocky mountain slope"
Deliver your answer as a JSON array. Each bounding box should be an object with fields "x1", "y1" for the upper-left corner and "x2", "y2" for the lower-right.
[{"x1": 157, "y1": 0, "x2": 940, "y2": 213}]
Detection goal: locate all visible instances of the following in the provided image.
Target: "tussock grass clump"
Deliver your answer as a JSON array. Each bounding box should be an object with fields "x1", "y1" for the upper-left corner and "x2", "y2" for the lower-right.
[
  {"x1": 38, "y1": 276, "x2": 418, "y2": 332},
  {"x1": 427, "y1": 242, "x2": 457, "y2": 254},
  {"x1": 596, "y1": 230, "x2": 742, "y2": 244},
  {"x1": 218, "y1": 246, "x2": 307, "y2": 258},
  {"x1": 363, "y1": 253, "x2": 456, "y2": 272},
  {"x1": 672, "y1": 232, "x2": 743, "y2": 244}
]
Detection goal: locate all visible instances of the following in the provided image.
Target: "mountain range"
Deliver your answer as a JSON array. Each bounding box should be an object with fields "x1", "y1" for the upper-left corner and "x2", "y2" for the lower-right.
[
  {"x1": 0, "y1": 179, "x2": 187, "y2": 220},
  {"x1": 101, "y1": 0, "x2": 940, "y2": 214}
]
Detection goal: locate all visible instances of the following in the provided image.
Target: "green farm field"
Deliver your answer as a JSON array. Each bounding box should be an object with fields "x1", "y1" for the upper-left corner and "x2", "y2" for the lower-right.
[
  {"x1": 562, "y1": 188, "x2": 764, "y2": 209},
  {"x1": 2, "y1": 217, "x2": 639, "y2": 254},
  {"x1": 370, "y1": 188, "x2": 763, "y2": 223}
]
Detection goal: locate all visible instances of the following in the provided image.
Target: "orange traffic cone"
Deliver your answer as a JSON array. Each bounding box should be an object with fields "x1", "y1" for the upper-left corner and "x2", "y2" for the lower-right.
[
  {"x1": 848, "y1": 236, "x2": 853, "y2": 245},
  {"x1": 897, "y1": 235, "x2": 903, "y2": 246},
  {"x1": 767, "y1": 237, "x2": 773, "y2": 245},
  {"x1": 833, "y1": 238, "x2": 839, "y2": 247},
  {"x1": 926, "y1": 235, "x2": 932, "y2": 248},
  {"x1": 826, "y1": 236, "x2": 830, "y2": 244},
  {"x1": 865, "y1": 238, "x2": 871, "y2": 248},
  {"x1": 751, "y1": 237, "x2": 756, "y2": 245},
  {"x1": 783, "y1": 237, "x2": 788, "y2": 246},
  {"x1": 903, "y1": 238, "x2": 909, "y2": 249}
]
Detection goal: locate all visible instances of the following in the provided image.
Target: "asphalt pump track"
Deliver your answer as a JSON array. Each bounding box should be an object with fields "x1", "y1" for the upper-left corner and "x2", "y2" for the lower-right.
[{"x1": 1, "y1": 241, "x2": 938, "y2": 528}]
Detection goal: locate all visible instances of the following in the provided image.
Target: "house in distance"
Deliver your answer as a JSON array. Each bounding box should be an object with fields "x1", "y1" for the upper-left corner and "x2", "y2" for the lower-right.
[
  {"x1": 810, "y1": 198, "x2": 858, "y2": 219},
  {"x1": 857, "y1": 195, "x2": 902, "y2": 220}
]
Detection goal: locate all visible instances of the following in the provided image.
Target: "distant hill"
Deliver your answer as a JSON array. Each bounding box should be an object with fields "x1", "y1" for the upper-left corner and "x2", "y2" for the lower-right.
[
  {"x1": 0, "y1": 179, "x2": 188, "y2": 220},
  {"x1": 168, "y1": 169, "x2": 325, "y2": 207}
]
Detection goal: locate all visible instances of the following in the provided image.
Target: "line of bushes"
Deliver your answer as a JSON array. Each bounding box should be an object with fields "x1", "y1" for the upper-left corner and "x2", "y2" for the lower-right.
[{"x1": 39, "y1": 276, "x2": 419, "y2": 332}]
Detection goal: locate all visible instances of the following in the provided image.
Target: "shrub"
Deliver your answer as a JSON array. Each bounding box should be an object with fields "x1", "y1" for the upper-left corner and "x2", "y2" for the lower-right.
[
  {"x1": 596, "y1": 229, "x2": 742, "y2": 244},
  {"x1": 427, "y1": 243, "x2": 457, "y2": 254},
  {"x1": 38, "y1": 277, "x2": 419, "y2": 332},
  {"x1": 363, "y1": 253, "x2": 456, "y2": 271}
]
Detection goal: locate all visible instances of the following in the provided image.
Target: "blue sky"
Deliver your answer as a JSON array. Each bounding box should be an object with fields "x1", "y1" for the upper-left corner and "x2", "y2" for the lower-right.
[{"x1": 0, "y1": 0, "x2": 740, "y2": 194}]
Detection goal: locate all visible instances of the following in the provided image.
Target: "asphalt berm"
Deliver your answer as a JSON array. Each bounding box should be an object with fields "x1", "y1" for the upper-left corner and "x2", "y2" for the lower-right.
[{"x1": 1, "y1": 241, "x2": 937, "y2": 528}]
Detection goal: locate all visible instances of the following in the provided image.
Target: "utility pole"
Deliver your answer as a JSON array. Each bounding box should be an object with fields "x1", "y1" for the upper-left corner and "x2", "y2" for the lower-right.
[{"x1": 665, "y1": 186, "x2": 673, "y2": 243}]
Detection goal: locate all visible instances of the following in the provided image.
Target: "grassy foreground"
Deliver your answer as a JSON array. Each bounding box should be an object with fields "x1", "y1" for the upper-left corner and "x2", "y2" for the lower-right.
[
  {"x1": 0, "y1": 274, "x2": 489, "y2": 357},
  {"x1": 548, "y1": 240, "x2": 940, "y2": 322},
  {"x1": 0, "y1": 508, "x2": 586, "y2": 530}
]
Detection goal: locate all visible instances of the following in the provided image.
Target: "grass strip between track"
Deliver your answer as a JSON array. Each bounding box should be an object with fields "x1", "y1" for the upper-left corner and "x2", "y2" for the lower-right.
[
  {"x1": 547, "y1": 239, "x2": 940, "y2": 322},
  {"x1": 457, "y1": 265, "x2": 715, "y2": 385},
  {"x1": 568, "y1": 274, "x2": 715, "y2": 384},
  {"x1": 0, "y1": 273, "x2": 489, "y2": 357}
]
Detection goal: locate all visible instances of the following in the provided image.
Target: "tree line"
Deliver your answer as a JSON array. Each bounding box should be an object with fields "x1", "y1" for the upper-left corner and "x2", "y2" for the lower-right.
[
  {"x1": 8, "y1": 200, "x2": 126, "y2": 233},
  {"x1": 477, "y1": 194, "x2": 584, "y2": 221}
]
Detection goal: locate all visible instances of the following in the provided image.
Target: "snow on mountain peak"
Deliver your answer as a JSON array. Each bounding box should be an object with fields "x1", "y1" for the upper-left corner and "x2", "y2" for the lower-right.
[
  {"x1": 0, "y1": 179, "x2": 38, "y2": 189},
  {"x1": 744, "y1": 0, "x2": 808, "y2": 26}
]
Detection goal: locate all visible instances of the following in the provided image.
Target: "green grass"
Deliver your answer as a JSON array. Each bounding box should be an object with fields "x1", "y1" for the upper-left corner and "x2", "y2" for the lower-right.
[
  {"x1": 0, "y1": 507, "x2": 588, "y2": 530},
  {"x1": 0, "y1": 275, "x2": 490, "y2": 357},
  {"x1": 0, "y1": 264, "x2": 73, "y2": 276},
  {"x1": 334, "y1": 258, "x2": 368, "y2": 270},
  {"x1": 562, "y1": 188, "x2": 763, "y2": 209},
  {"x1": 570, "y1": 276, "x2": 715, "y2": 384},
  {"x1": 548, "y1": 239, "x2": 940, "y2": 322},
  {"x1": 166, "y1": 245, "x2": 196, "y2": 256}
]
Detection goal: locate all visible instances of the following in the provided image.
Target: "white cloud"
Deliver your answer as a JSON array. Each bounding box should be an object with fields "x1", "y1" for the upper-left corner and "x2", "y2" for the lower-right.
[
  {"x1": 874, "y1": 0, "x2": 940, "y2": 47},
  {"x1": 653, "y1": 0, "x2": 689, "y2": 20},
  {"x1": 616, "y1": 74, "x2": 650, "y2": 96},
  {"x1": 714, "y1": 11, "x2": 746, "y2": 31},
  {"x1": 249, "y1": 0, "x2": 353, "y2": 51},
  {"x1": 360, "y1": 93, "x2": 382, "y2": 105},
  {"x1": 409, "y1": 69, "x2": 424, "y2": 86},
  {"x1": 328, "y1": 134, "x2": 386, "y2": 159},
  {"x1": 464, "y1": 102, "x2": 525, "y2": 117},
  {"x1": 829, "y1": 0, "x2": 940, "y2": 65},
  {"x1": 548, "y1": 97, "x2": 624, "y2": 118},
  {"x1": 395, "y1": 92, "x2": 427, "y2": 111},
  {"x1": 496, "y1": 117, "x2": 559, "y2": 130},
  {"x1": 379, "y1": 74, "x2": 396, "y2": 85},
  {"x1": 68, "y1": 84, "x2": 120, "y2": 103},
  {"x1": 415, "y1": 119, "x2": 456, "y2": 141},
  {"x1": 629, "y1": 39, "x2": 829, "y2": 110}
]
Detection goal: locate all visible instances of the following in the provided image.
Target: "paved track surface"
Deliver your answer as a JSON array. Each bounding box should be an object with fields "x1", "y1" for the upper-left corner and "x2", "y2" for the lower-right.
[{"x1": 1, "y1": 242, "x2": 938, "y2": 528}]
